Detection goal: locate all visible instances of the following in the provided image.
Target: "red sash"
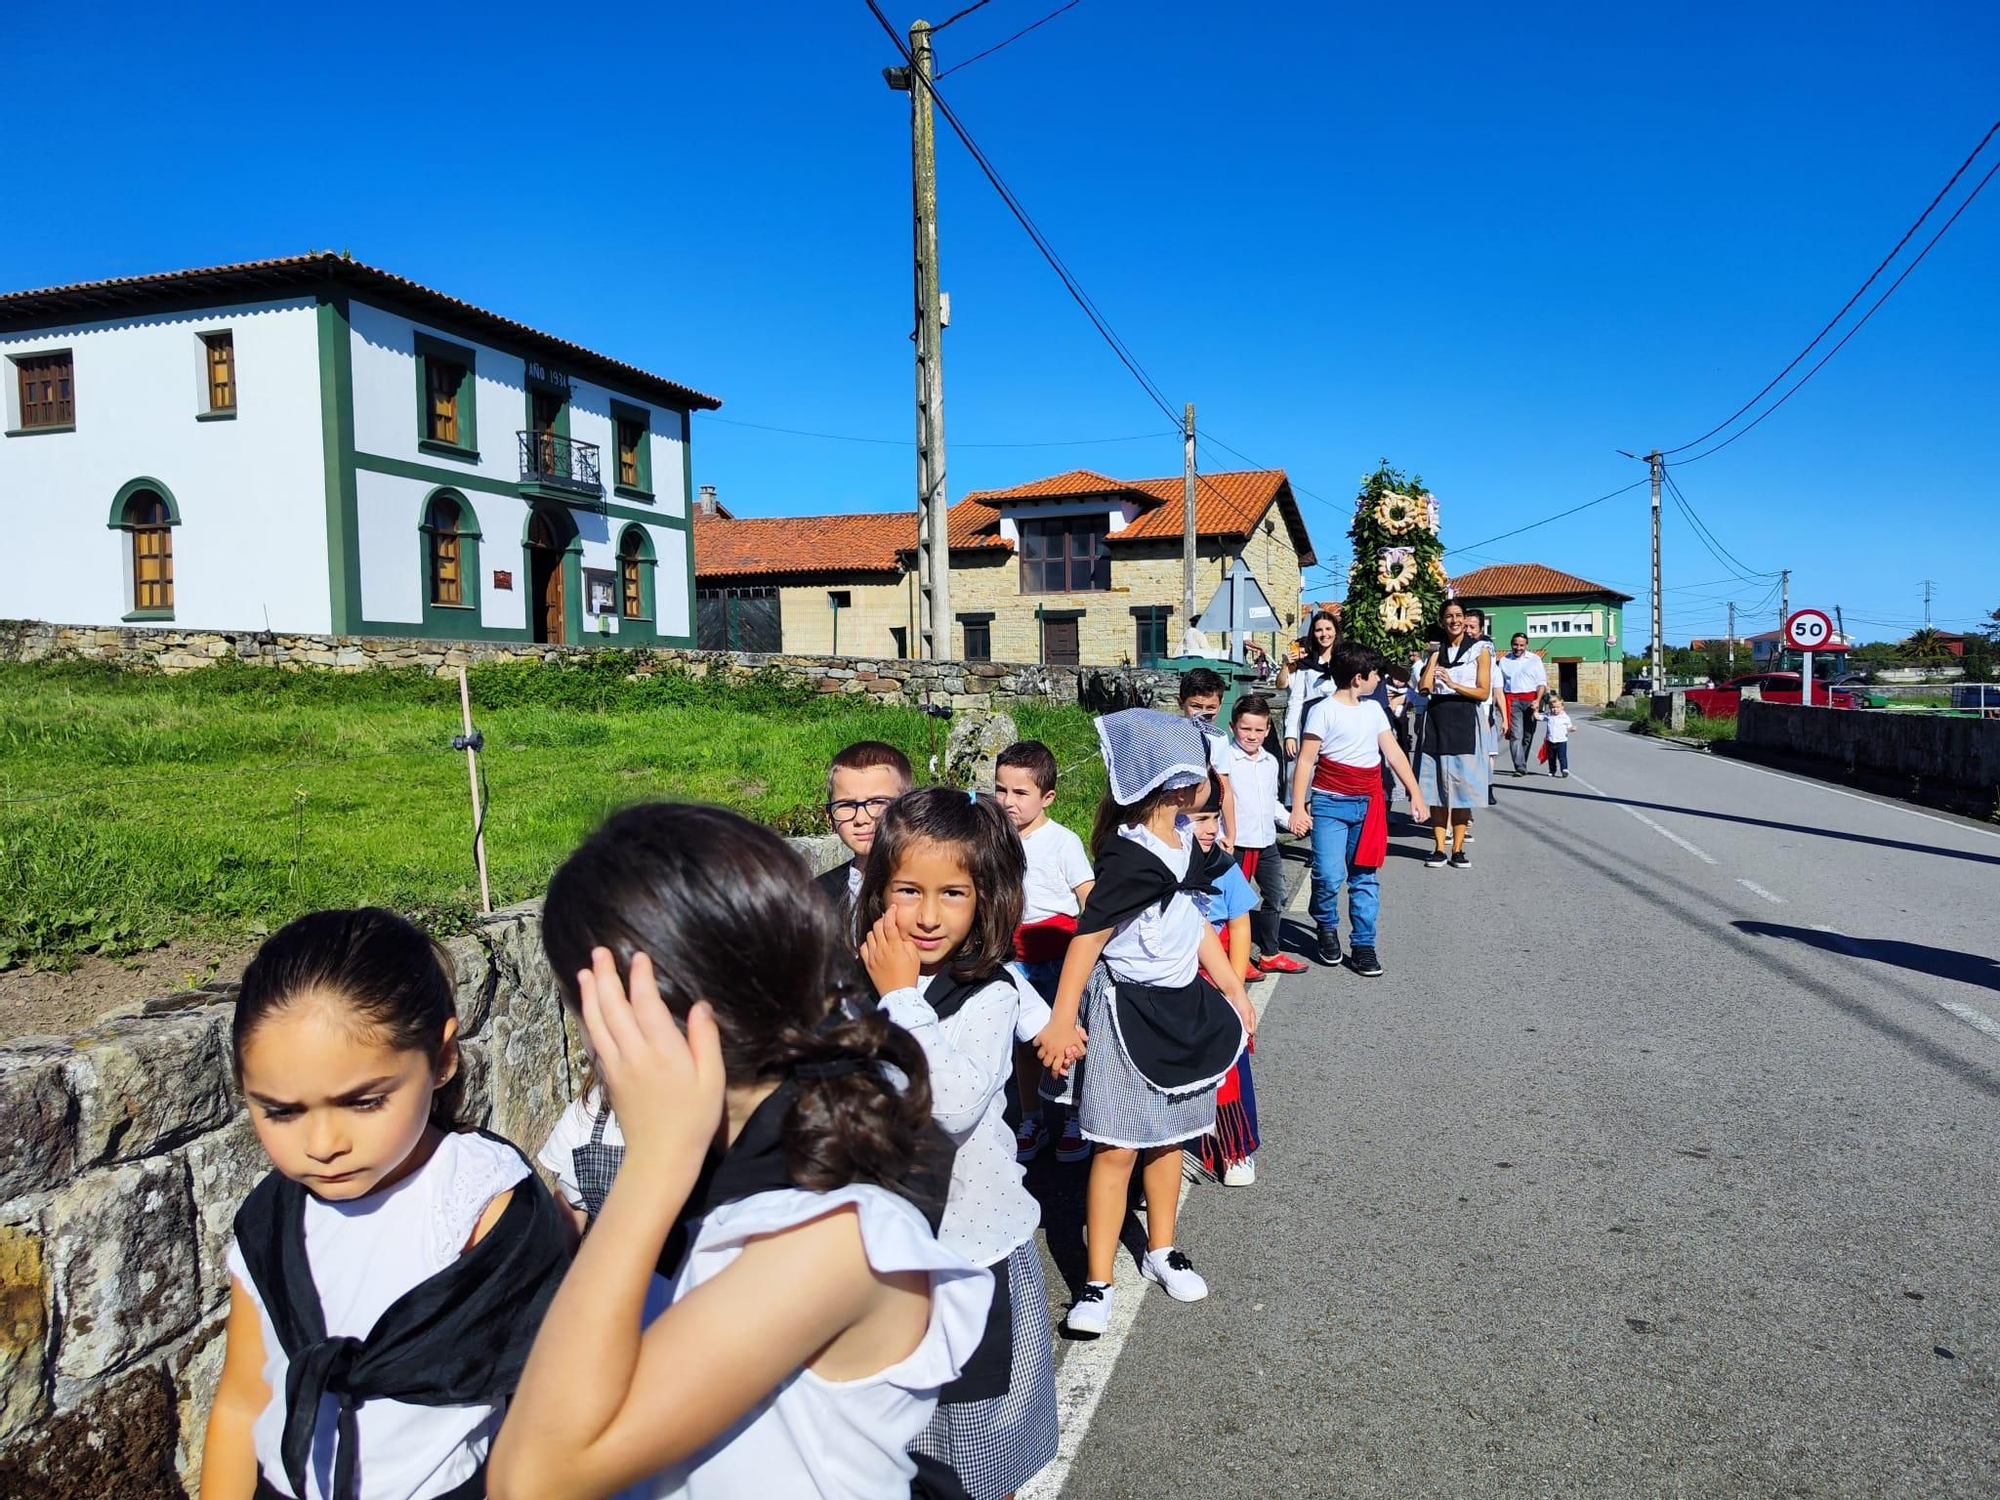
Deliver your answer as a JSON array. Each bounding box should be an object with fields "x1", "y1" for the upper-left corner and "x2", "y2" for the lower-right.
[
  {"x1": 1312, "y1": 759, "x2": 1388, "y2": 870},
  {"x1": 1013, "y1": 913, "x2": 1077, "y2": 964},
  {"x1": 1505, "y1": 691, "x2": 1539, "y2": 707}
]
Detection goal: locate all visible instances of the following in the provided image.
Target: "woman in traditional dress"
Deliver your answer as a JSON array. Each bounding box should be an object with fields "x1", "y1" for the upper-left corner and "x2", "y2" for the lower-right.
[
  {"x1": 1278, "y1": 610, "x2": 1341, "y2": 761},
  {"x1": 1418, "y1": 601, "x2": 1492, "y2": 868}
]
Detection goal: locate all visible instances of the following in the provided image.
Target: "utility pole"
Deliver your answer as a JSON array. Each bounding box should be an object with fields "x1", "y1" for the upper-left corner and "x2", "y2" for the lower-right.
[
  {"x1": 1922, "y1": 579, "x2": 1935, "y2": 631},
  {"x1": 886, "y1": 21, "x2": 951, "y2": 659},
  {"x1": 1780, "y1": 569, "x2": 1790, "y2": 643},
  {"x1": 1727, "y1": 601, "x2": 1736, "y2": 676},
  {"x1": 1182, "y1": 403, "x2": 1197, "y2": 645},
  {"x1": 1648, "y1": 450, "x2": 1664, "y2": 688}
]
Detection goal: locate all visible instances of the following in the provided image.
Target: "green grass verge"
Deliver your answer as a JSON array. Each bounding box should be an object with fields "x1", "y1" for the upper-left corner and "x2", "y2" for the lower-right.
[{"x1": 0, "y1": 658, "x2": 1108, "y2": 970}]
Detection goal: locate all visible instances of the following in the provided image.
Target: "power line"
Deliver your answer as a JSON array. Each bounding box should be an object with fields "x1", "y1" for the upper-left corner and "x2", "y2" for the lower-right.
[
  {"x1": 1669, "y1": 150, "x2": 2000, "y2": 467},
  {"x1": 1663, "y1": 120, "x2": 1999, "y2": 457},
  {"x1": 704, "y1": 414, "x2": 1174, "y2": 448},
  {"x1": 864, "y1": 0, "x2": 1181, "y2": 428},
  {"x1": 1661, "y1": 470, "x2": 1777, "y2": 584},
  {"x1": 1443, "y1": 477, "x2": 1651, "y2": 556},
  {"x1": 937, "y1": 0, "x2": 1086, "y2": 77},
  {"x1": 930, "y1": 0, "x2": 997, "y2": 32}
]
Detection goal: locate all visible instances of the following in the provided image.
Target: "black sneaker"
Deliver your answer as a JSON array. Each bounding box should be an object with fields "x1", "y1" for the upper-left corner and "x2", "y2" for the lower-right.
[
  {"x1": 1449, "y1": 851, "x2": 1471, "y2": 869},
  {"x1": 1424, "y1": 850, "x2": 1449, "y2": 869},
  {"x1": 1345, "y1": 945, "x2": 1384, "y2": 977},
  {"x1": 1317, "y1": 928, "x2": 1343, "y2": 966}
]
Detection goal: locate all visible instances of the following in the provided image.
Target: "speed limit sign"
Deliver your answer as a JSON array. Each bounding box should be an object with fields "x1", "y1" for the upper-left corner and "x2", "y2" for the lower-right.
[{"x1": 1784, "y1": 608, "x2": 1833, "y2": 651}]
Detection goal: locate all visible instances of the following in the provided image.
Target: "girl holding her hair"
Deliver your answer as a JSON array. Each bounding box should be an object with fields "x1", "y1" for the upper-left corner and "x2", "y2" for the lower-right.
[{"x1": 1418, "y1": 601, "x2": 1492, "y2": 868}]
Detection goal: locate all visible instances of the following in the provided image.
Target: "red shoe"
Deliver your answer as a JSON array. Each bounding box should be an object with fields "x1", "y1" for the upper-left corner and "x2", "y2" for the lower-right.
[
  {"x1": 1256, "y1": 953, "x2": 1309, "y2": 975},
  {"x1": 1244, "y1": 965, "x2": 1268, "y2": 983}
]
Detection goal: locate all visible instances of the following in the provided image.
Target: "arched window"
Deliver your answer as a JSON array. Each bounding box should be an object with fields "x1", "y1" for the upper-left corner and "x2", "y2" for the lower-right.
[
  {"x1": 619, "y1": 527, "x2": 651, "y2": 619},
  {"x1": 126, "y1": 492, "x2": 174, "y2": 612},
  {"x1": 428, "y1": 495, "x2": 463, "y2": 606}
]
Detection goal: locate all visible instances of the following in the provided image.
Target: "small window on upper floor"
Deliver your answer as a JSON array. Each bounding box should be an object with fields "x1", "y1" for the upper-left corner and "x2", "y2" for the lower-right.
[
  {"x1": 612, "y1": 404, "x2": 652, "y2": 495},
  {"x1": 428, "y1": 356, "x2": 467, "y2": 445},
  {"x1": 203, "y1": 333, "x2": 236, "y2": 413},
  {"x1": 15, "y1": 351, "x2": 74, "y2": 430}
]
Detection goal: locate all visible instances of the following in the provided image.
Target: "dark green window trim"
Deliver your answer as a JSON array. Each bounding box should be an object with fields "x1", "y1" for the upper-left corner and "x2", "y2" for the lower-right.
[
  {"x1": 348, "y1": 452, "x2": 692, "y2": 531},
  {"x1": 194, "y1": 409, "x2": 237, "y2": 423},
  {"x1": 6, "y1": 424, "x2": 74, "y2": 438},
  {"x1": 615, "y1": 524, "x2": 657, "y2": 644},
  {"x1": 420, "y1": 488, "x2": 483, "y2": 631},
  {"x1": 611, "y1": 399, "x2": 653, "y2": 500},
  {"x1": 413, "y1": 332, "x2": 478, "y2": 457},
  {"x1": 106, "y1": 476, "x2": 183, "y2": 527},
  {"x1": 123, "y1": 608, "x2": 176, "y2": 622}
]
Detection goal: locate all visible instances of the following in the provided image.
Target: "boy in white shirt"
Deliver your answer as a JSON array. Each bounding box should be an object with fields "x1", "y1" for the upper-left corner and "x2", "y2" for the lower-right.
[
  {"x1": 1219, "y1": 694, "x2": 1306, "y2": 977},
  {"x1": 993, "y1": 740, "x2": 1097, "y2": 1164}
]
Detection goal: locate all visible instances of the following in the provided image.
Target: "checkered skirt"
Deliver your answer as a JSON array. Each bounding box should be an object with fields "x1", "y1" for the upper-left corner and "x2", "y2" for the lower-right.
[
  {"x1": 910, "y1": 1240, "x2": 1059, "y2": 1500},
  {"x1": 1074, "y1": 962, "x2": 1222, "y2": 1150}
]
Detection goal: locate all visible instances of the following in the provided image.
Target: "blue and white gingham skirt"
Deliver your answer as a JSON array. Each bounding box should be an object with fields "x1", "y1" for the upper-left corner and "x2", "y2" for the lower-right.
[
  {"x1": 1074, "y1": 962, "x2": 1222, "y2": 1150},
  {"x1": 911, "y1": 1240, "x2": 1058, "y2": 1500}
]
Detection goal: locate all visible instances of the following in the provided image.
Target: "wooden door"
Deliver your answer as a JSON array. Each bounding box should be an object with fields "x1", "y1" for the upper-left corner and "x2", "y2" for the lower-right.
[
  {"x1": 528, "y1": 514, "x2": 565, "y2": 644},
  {"x1": 1044, "y1": 616, "x2": 1080, "y2": 666}
]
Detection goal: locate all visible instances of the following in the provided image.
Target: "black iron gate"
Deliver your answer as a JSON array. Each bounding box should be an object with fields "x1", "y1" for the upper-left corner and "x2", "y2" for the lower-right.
[{"x1": 696, "y1": 587, "x2": 782, "y2": 653}]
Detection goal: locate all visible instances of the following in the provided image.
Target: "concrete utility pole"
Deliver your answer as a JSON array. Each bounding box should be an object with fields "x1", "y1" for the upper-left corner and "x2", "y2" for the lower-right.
[
  {"x1": 1648, "y1": 449, "x2": 1664, "y2": 688},
  {"x1": 1182, "y1": 403, "x2": 1198, "y2": 641},
  {"x1": 1780, "y1": 569, "x2": 1790, "y2": 642},
  {"x1": 1727, "y1": 601, "x2": 1736, "y2": 675},
  {"x1": 887, "y1": 21, "x2": 951, "y2": 659}
]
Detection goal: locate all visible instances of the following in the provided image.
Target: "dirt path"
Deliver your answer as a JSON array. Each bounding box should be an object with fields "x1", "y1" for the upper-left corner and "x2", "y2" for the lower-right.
[{"x1": 0, "y1": 938, "x2": 250, "y2": 1040}]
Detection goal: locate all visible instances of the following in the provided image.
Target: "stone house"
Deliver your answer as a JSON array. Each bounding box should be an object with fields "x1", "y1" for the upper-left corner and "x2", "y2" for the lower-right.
[
  {"x1": 1, "y1": 254, "x2": 718, "y2": 646},
  {"x1": 692, "y1": 467, "x2": 1314, "y2": 666},
  {"x1": 1450, "y1": 562, "x2": 1631, "y2": 705}
]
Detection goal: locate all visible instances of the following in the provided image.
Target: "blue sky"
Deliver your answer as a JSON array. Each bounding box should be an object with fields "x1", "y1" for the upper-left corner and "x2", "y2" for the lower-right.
[{"x1": 6, "y1": 1, "x2": 1995, "y2": 645}]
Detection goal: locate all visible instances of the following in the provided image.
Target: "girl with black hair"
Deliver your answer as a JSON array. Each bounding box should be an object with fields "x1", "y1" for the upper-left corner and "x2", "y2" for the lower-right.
[
  {"x1": 202, "y1": 908, "x2": 568, "y2": 1500},
  {"x1": 490, "y1": 803, "x2": 992, "y2": 1500},
  {"x1": 1278, "y1": 609, "x2": 1341, "y2": 759},
  {"x1": 856, "y1": 787, "x2": 1060, "y2": 1500}
]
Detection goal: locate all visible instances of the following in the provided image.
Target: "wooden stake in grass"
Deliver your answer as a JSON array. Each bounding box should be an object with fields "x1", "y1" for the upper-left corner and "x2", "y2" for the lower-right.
[{"x1": 458, "y1": 667, "x2": 493, "y2": 914}]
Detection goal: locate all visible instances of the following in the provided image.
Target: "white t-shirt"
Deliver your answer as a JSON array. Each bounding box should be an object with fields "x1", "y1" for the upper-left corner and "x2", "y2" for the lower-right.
[
  {"x1": 1217, "y1": 739, "x2": 1284, "y2": 849},
  {"x1": 878, "y1": 972, "x2": 1041, "y2": 1267},
  {"x1": 1497, "y1": 651, "x2": 1548, "y2": 695},
  {"x1": 1099, "y1": 818, "x2": 1205, "y2": 988},
  {"x1": 632, "y1": 1185, "x2": 991, "y2": 1500},
  {"x1": 1540, "y1": 709, "x2": 1574, "y2": 743},
  {"x1": 1303, "y1": 695, "x2": 1392, "y2": 769},
  {"x1": 537, "y1": 1094, "x2": 624, "y2": 1211},
  {"x1": 1283, "y1": 660, "x2": 1336, "y2": 744},
  {"x1": 1019, "y1": 818, "x2": 1092, "y2": 923},
  {"x1": 224, "y1": 1132, "x2": 529, "y2": 1500}
]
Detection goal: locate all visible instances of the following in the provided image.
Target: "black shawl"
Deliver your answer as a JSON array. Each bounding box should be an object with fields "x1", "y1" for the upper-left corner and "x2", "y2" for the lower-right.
[
  {"x1": 1421, "y1": 639, "x2": 1483, "y2": 756},
  {"x1": 231, "y1": 1132, "x2": 569, "y2": 1500},
  {"x1": 1074, "y1": 832, "x2": 1231, "y2": 936}
]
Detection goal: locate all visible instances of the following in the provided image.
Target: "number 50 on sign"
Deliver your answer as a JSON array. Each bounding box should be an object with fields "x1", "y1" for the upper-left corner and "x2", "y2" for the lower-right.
[{"x1": 1784, "y1": 609, "x2": 1833, "y2": 651}]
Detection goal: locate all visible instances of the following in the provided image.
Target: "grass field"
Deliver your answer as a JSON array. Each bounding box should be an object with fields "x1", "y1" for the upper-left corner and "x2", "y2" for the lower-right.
[{"x1": 0, "y1": 658, "x2": 1108, "y2": 971}]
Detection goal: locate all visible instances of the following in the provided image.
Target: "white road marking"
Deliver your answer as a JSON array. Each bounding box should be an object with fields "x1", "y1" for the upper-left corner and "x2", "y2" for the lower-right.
[
  {"x1": 1568, "y1": 772, "x2": 1718, "y2": 864},
  {"x1": 1736, "y1": 879, "x2": 1786, "y2": 905},
  {"x1": 1939, "y1": 1001, "x2": 2000, "y2": 1047},
  {"x1": 1811, "y1": 924, "x2": 1841, "y2": 934},
  {"x1": 1021, "y1": 877, "x2": 1290, "y2": 1500}
]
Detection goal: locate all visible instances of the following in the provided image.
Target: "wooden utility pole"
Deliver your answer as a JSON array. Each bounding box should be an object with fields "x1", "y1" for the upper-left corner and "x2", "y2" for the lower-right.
[
  {"x1": 1182, "y1": 403, "x2": 1197, "y2": 643},
  {"x1": 1648, "y1": 449, "x2": 1664, "y2": 688},
  {"x1": 888, "y1": 20, "x2": 952, "y2": 660}
]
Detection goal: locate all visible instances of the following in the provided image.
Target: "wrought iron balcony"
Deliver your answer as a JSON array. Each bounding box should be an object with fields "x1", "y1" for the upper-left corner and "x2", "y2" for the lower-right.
[{"x1": 518, "y1": 430, "x2": 602, "y2": 496}]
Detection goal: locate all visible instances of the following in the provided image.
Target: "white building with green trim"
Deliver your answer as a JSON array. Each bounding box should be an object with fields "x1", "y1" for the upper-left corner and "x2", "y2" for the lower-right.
[{"x1": 1, "y1": 254, "x2": 719, "y2": 645}]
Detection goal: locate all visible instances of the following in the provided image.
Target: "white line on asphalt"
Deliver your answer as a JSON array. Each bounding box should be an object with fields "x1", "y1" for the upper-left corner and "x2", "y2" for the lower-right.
[
  {"x1": 1811, "y1": 924, "x2": 1841, "y2": 934},
  {"x1": 1736, "y1": 878, "x2": 1786, "y2": 904},
  {"x1": 1568, "y1": 772, "x2": 1718, "y2": 864},
  {"x1": 1020, "y1": 882, "x2": 1290, "y2": 1500},
  {"x1": 1939, "y1": 1001, "x2": 2000, "y2": 1047}
]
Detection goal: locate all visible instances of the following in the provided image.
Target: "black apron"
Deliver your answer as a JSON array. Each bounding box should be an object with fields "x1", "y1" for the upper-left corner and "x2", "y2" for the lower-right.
[{"x1": 1421, "y1": 641, "x2": 1483, "y2": 757}]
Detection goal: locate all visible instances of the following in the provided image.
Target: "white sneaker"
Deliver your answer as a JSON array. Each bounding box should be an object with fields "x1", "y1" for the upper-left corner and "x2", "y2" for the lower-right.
[
  {"x1": 1142, "y1": 1247, "x2": 1210, "y2": 1302},
  {"x1": 1223, "y1": 1156, "x2": 1257, "y2": 1187},
  {"x1": 1065, "y1": 1281, "x2": 1113, "y2": 1336}
]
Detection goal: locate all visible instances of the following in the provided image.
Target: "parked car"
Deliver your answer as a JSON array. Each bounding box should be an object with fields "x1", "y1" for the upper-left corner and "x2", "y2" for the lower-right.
[
  {"x1": 1682, "y1": 672, "x2": 1855, "y2": 719},
  {"x1": 1826, "y1": 671, "x2": 1887, "y2": 708}
]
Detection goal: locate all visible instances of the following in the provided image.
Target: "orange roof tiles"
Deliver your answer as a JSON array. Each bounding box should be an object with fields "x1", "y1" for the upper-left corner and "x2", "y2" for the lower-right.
[
  {"x1": 1448, "y1": 563, "x2": 1632, "y2": 602},
  {"x1": 694, "y1": 510, "x2": 916, "y2": 579},
  {"x1": 959, "y1": 468, "x2": 1313, "y2": 559}
]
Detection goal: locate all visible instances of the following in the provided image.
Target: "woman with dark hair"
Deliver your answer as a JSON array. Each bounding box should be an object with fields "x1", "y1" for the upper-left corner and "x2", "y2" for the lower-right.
[
  {"x1": 1278, "y1": 610, "x2": 1341, "y2": 760},
  {"x1": 1418, "y1": 601, "x2": 1493, "y2": 868}
]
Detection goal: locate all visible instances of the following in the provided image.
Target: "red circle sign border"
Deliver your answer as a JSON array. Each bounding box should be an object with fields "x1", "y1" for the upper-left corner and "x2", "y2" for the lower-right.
[{"x1": 1784, "y1": 608, "x2": 1834, "y2": 651}]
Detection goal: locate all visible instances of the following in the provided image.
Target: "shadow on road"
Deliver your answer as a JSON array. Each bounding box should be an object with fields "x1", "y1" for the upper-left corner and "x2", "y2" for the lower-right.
[
  {"x1": 1505, "y1": 783, "x2": 2000, "y2": 868},
  {"x1": 1734, "y1": 921, "x2": 2000, "y2": 996}
]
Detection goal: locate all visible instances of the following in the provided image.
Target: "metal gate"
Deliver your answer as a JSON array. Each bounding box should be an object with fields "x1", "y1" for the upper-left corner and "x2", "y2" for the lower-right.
[{"x1": 696, "y1": 588, "x2": 782, "y2": 653}]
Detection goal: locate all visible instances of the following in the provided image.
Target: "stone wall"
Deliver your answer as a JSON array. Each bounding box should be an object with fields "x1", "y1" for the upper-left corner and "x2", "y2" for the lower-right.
[
  {"x1": 0, "y1": 619, "x2": 1177, "y2": 713},
  {"x1": 0, "y1": 829, "x2": 857, "y2": 1497},
  {"x1": 1722, "y1": 701, "x2": 2000, "y2": 818}
]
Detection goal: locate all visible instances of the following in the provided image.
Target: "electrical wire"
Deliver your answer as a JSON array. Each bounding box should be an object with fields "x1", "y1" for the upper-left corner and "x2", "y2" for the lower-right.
[
  {"x1": 937, "y1": 0, "x2": 1087, "y2": 77},
  {"x1": 1663, "y1": 120, "x2": 1999, "y2": 457},
  {"x1": 704, "y1": 414, "x2": 1176, "y2": 448},
  {"x1": 864, "y1": 0, "x2": 1179, "y2": 427},
  {"x1": 1443, "y1": 478, "x2": 1651, "y2": 556},
  {"x1": 1668, "y1": 151, "x2": 2000, "y2": 468},
  {"x1": 1662, "y1": 471, "x2": 1777, "y2": 585},
  {"x1": 930, "y1": 0, "x2": 996, "y2": 33}
]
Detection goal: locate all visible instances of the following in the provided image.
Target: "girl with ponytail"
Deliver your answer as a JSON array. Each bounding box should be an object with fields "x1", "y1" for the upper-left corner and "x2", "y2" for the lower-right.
[
  {"x1": 855, "y1": 788, "x2": 1061, "y2": 1500},
  {"x1": 491, "y1": 803, "x2": 991, "y2": 1500}
]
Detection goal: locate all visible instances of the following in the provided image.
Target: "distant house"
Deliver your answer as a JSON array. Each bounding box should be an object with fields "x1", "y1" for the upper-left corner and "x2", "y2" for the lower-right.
[
  {"x1": 691, "y1": 468, "x2": 1315, "y2": 665},
  {"x1": 1449, "y1": 563, "x2": 1632, "y2": 705},
  {"x1": 1744, "y1": 627, "x2": 1854, "y2": 666},
  {"x1": 1, "y1": 254, "x2": 719, "y2": 644}
]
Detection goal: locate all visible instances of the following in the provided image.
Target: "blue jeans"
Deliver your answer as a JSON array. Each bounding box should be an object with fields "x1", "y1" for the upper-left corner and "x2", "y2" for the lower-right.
[{"x1": 1307, "y1": 791, "x2": 1379, "y2": 946}]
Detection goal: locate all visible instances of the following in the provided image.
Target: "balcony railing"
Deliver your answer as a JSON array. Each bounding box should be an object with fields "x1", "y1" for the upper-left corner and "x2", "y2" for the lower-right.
[{"x1": 518, "y1": 430, "x2": 602, "y2": 496}]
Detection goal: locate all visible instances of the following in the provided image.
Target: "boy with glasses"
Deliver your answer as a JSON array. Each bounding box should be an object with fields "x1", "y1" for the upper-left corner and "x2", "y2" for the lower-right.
[{"x1": 814, "y1": 741, "x2": 913, "y2": 923}]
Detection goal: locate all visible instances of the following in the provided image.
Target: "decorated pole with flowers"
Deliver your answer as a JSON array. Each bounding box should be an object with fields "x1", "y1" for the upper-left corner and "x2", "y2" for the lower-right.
[{"x1": 1342, "y1": 462, "x2": 1450, "y2": 658}]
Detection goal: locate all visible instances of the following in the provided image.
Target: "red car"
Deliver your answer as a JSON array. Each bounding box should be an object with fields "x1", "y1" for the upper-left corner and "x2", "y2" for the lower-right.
[{"x1": 1683, "y1": 672, "x2": 1855, "y2": 719}]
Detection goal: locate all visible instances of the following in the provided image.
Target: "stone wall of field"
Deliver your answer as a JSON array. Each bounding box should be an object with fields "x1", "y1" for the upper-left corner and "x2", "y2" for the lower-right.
[
  {"x1": 0, "y1": 841, "x2": 852, "y2": 1498},
  {"x1": 0, "y1": 619, "x2": 1178, "y2": 714},
  {"x1": 1722, "y1": 701, "x2": 2000, "y2": 818}
]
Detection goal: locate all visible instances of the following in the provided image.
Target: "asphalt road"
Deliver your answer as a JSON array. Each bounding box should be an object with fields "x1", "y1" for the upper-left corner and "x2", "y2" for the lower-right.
[{"x1": 1026, "y1": 714, "x2": 2000, "y2": 1499}]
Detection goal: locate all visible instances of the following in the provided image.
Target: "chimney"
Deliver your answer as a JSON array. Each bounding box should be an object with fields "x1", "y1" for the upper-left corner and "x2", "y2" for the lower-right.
[{"x1": 697, "y1": 484, "x2": 718, "y2": 517}]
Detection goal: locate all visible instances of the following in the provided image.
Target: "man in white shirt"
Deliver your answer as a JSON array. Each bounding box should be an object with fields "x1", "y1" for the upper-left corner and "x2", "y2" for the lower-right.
[{"x1": 1496, "y1": 633, "x2": 1549, "y2": 776}]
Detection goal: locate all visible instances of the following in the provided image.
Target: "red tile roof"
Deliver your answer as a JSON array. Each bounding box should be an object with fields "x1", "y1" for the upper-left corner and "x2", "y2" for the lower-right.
[
  {"x1": 693, "y1": 510, "x2": 916, "y2": 579},
  {"x1": 0, "y1": 253, "x2": 720, "y2": 411},
  {"x1": 1448, "y1": 563, "x2": 1633, "y2": 603},
  {"x1": 957, "y1": 468, "x2": 1314, "y2": 561}
]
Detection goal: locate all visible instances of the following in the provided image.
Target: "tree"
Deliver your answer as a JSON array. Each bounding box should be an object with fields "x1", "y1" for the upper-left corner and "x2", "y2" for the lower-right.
[{"x1": 1342, "y1": 463, "x2": 1448, "y2": 657}]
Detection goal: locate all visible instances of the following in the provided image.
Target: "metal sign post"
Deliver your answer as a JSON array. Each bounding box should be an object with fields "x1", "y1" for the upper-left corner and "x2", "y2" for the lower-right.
[
  {"x1": 1196, "y1": 559, "x2": 1282, "y2": 663},
  {"x1": 1784, "y1": 608, "x2": 1833, "y2": 708}
]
